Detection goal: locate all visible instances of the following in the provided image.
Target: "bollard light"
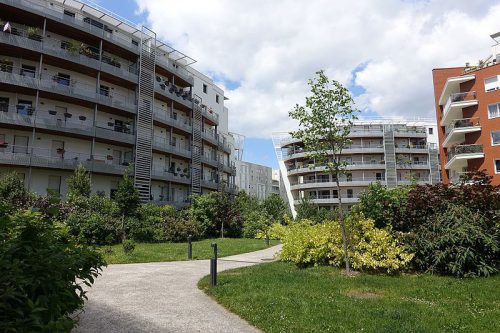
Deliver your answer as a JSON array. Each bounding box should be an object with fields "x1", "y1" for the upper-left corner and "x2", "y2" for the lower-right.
[{"x1": 187, "y1": 234, "x2": 192, "y2": 260}]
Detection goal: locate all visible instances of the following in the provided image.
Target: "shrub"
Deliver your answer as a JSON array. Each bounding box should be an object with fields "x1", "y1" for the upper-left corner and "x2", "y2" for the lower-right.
[
  {"x1": 280, "y1": 216, "x2": 413, "y2": 273},
  {"x1": 163, "y1": 215, "x2": 201, "y2": 242},
  {"x1": 122, "y1": 239, "x2": 136, "y2": 255},
  {"x1": 0, "y1": 209, "x2": 104, "y2": 332},
  {"x1": 408, "y1": 204, "x2": 499, "y2": 277},
  {"x1": 0, "y1": 171, "x2": 29, "y2": 207},
  {"x1": 257, "y1": 222, "x2": 287, "y2": 240},
  {"x1": 67, "y1": 163, "x2": 91, "y2": 199},
  {"x1": 295, "y1": 196, "x2": 338, "y2": 224}
]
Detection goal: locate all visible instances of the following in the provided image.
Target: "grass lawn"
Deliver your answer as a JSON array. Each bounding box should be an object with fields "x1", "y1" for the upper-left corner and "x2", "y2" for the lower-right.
[
  {"x1": 199, "y1": 261, "x2": 500, "y2": 333},
  {"x1": 101, "y1": 238, "x2": 279, "y2": 264}
]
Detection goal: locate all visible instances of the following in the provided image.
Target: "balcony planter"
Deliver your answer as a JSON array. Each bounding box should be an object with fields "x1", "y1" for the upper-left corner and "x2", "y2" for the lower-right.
[
  {"x1": 0, "y1": 141, "x2": 8, "y2": 148},
  {"x1": 26, "y1": 27, "x2": 42, "y2": 41},
  {"x1": 79, "y1": 115, "x2": 86, "y2": 121},
  {"x1": 106, "y1": 155, "x2": 113, "y2": 161},
  {"x1": 56, "y1": 148, "x2": 65, "y2": 154},
  {"x1": 48, "y1": 110, "x2": 57, "y2": 116},
  {"x1": 64, "y1": 112, "x2": 72, "y2": 118}
]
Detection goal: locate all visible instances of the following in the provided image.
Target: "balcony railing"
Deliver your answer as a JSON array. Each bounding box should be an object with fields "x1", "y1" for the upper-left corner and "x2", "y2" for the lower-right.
[
  {"x1": 0, "y1": 146, "x2": 131, "y2": 174},
  {"x1": 153, "y1": 108, "x2": 192, "y2": 133},
  {"x1": 442, "y1": 91, "x2": 477, "y2": 121},
  {"x1": 155, "y1": 56, "x2": 194, "y2": 84},
  {"x1": 292, "y1": 176, "x2": 385, "y2": 186},
  {"x1": 447, "y1": 144, "x2": 483, "y2": 161},
  {"x1": 444, "y1": 117, "x2": 480, "y2": 135},
  {"x1": 152, "y1": 136, "x2": 192, "y2": 156}
]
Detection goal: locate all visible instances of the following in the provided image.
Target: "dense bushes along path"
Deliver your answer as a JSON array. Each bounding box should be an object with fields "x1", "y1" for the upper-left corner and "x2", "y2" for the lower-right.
[{"x1": 73, "y1": 245, "x2": 281, "y2": 333}]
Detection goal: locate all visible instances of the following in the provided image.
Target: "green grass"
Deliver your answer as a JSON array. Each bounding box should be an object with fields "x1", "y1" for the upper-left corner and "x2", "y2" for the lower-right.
[
  {"x1": 101, "y1": 238, "x2": 279, "y2": 264},
  {"x1": 199, "y1": 261, "x2": 500, "y2": 333}
]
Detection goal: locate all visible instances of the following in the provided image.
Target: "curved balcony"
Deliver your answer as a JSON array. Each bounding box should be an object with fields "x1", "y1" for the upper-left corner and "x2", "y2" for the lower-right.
[
  {"x1": 0, "y1": 146, "x2": 131, "y2": 175},
  {"x1": 286, "y1": 161, "x2": 386, "y2": 175},
  {"x1": 443, "y1": 117, "x2": 481, "y2": 148},
  {"x1": 290, "y1": 177, "x2": 385, "y2": 190},
  {"x1": 152, "y1": 136, "x2": 192, "y2": 159},
  {"x1": 283, "y1": 144, "x2": 385, "y2": 161},
  {"x1": 440, "y1": 91, "x2": 478, "y2": 126},
  {"x1": 445, "y1": 144, "x2": 484, "y2": 171},
  {"x1": 293, "y1": 196, "x2": 359, "y2": 205}
]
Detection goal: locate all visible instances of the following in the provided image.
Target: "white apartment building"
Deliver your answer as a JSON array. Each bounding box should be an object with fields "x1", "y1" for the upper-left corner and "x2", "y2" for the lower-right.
[
  {"x1": 235, "y1": 160, "x2": 273, "y2": 200},
  {"x1": 273, "y1": 120, "x2": 439, "y2": 216},
  {"x1": 0, "y1": 0, "x2": 236, "y2": 207}
]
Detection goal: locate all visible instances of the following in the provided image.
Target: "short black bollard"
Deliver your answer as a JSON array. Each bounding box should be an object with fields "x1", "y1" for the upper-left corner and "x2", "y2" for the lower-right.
[
  {"x1": 265, "y1": 234, "x2": 270, "y2": 247},
  {"x1": 187, "y1": 234, "x2": 192, "y2": 260},
  {"x1": 210, "y1": 241, "x2": 218, "y2": 287}
]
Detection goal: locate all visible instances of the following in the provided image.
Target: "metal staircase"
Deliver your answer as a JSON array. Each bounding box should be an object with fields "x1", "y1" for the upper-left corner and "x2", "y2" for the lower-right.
[
  {"x1": 428, "y1": 144, "x2": 440, "y2": 184},
  {"x1": 134, "y1": 26, "x2": 156, "y2": 201},
  {"x1": 383, "y1": 125, "x2": 397, "y2": 187},
  {"x1": 191, "y1": 95, "x2": 203, "y2": 195}
]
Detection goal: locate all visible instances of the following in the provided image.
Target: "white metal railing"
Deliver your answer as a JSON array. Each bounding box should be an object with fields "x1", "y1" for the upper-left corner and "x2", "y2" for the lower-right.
[
  {"x1": 443, "y1": 91, "x2": 477, "y2": 120},
  {"x1": 447, "y1": 144, "x2": 483, "y2": 161},
  {"x1": 445, "y1": 117, "x2": 480, "y2": 135},
  {"x1": 292, "y1": 176, "x2": 385, "y2": 185}
]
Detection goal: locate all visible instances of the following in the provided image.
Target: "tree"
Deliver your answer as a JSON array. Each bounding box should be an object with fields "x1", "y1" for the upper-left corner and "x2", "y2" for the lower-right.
[
  {"x1": 67, "y1": 163, "x2": 91, "y2": 198},
  {"x1": 261, "y1": 193, "x2": 286, "y2": 224},
  {"x1": 114, "y1": 167, "x2": 140, "y2": 241},
  {"x1": 289, "y1": 70, "x2": 358, "y2": 273}
]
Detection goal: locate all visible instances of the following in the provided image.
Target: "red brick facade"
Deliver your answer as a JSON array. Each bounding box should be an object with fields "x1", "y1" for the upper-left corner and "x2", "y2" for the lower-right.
[{"x1": 432, "y1": 64, "x2": 500, "y2": 185}]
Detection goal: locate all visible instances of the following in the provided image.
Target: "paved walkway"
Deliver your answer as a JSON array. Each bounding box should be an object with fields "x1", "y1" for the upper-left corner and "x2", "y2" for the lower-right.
[{"x1": 73, "y1": 244, "x2": 282, "y2": 333}]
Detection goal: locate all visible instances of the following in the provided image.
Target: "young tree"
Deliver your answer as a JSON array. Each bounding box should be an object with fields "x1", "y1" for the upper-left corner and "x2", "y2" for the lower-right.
[
  {"x1": 261, "y1": 193, "x2": 287, "y2": 224},
  {"x1": 114, "y1": 166, "x2": 140, "y2": 241},
  {"x1": 67, "y1": 163, "x2": 91, "y2": 198},
  {"x1": 289, "y1": 70, "x2": 358, "y2": 273}
]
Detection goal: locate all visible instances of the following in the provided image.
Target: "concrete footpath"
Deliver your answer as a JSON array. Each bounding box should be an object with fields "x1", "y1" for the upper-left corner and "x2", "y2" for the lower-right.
[{"x1": 73, "y1": 244, "x2": 282, "y2": 333}]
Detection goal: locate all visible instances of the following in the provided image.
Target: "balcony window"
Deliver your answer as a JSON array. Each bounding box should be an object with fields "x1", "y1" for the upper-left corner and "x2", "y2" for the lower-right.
[
  {"x1": 347, "y1": 189, "x2": 353, "y2": 198},
  {"x1": 495, "y1": 159, "x2": 500, "y2": 174},
  {"x1": 0, "y1": 97, "x2": 9, "y2": 112},
  {"x1": 47, "y1": 175, "x2": 61, "y2": 194},
  {"x1": 99, "y1": 85, "x2": 110, "y2": 96},
  {"x1": 492, "y1": 130, "x2": 500, "y2": 146},
  {"x1": 203, "y1": 84, "x2": 207, "y2": 94},
  {"x1": 428, "y1": 127, "x2": 433, "y2": 135},
  {"x1": 0, "y1": 60, "x2": 13, "y2": 73},
  {"x1": 216, "y1": 94, "x2": 219, "y2": 104},
  {"x1": 20, "y1": 65, "x2": 36, "y2": 78},
  {"x1": 55, "y1": 73, "x2": 70, "y2": 86},
  {"x1": 488, "y1": 103, "x2": 500, "y2": 119}
]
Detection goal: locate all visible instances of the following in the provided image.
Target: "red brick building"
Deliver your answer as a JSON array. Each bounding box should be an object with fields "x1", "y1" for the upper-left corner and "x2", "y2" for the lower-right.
[{"x1": 432, "y1": 35, "x2": 500, "y2": 185}]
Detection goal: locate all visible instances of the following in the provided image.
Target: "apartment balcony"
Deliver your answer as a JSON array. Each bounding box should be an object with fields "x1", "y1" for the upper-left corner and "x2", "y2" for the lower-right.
[
  {"x1": 287, "y1": 161, "x2": 386, "y2": 175},
  {"x1": 202, "y1": 178, "x2": 219, "y2": 190},
  {"x1": 394, "y1": 144, "x2": 428, "y2": 153},
  {"x1": 395, "y1": 161, "x2": 430, "y2": 169},
  {"x1": 5, "y1": 0, "x2": 141, "y2": 54},
  {"x1": 397, "y1": 176, "x2": 431, "y2": 185},
  {"x1": 293, "y1": 196, "x2": 359, "y2": 205},
  {"x1": 154, "y1": 80, "x2": 193, "y2": 109},
  {"x1": 348, "y1": 127, "x2": 384, "y2": 138},
  {"x1": 0, "y1": 146, "x2": 130, "y2": 175},
  {"x1": 393, "y1": 127, "x2": 427, "y2": 138},
  {"x1": 202, "y1": 128, "x2": 219, "y2": 146},
  {"x1": 443, "y1": 117, "x2": 481, "y2": 148},
  {"x1": 0, "y1": 26, "x2": 138, "y2": 83},
  {"x1": 290, "y1": 176, "x2": 385, "y2": 190},
  {"x1": 151, "y1": 168, "x2": 191, "y2": 185},
  {"x1": 155, "y1": 56, "x2": 194, "y2": 86},
  {"x1": 440, "y1": 91, "x2": 478, "y2": 126},
  {"x1": 284, "y1": 144, "x2": 385, "y2": 161},
  {"x1": 199, "y1": 104, "x2": 220, "y2": 125},
  {"x1": 153, "y1": 109, "x2": 192, "y2": 134},
  {"x1": 152, "y1": 136, "x2": 192, "y2": 159},
  {"x1": 445, "y1": 144, "x2": 484, "y2": 171},
  {"x1": 0, "y1": 106, "x2": 135, "y2": 144},
  {"x1": 438, "y1": 74, "x2": 475, "y2": 105},
  {"x1": 217, "y1": 137, "x2": 232, "y2": 154},
  {"x1": 153, "y1": 199, "x2": 190, "y2": 208},
  {"x1": 0, "y1": 68, "x2": 137, "y2": 113},
  {"x1": 201, "y1": 154, "x2": 219, "y2": 168}
]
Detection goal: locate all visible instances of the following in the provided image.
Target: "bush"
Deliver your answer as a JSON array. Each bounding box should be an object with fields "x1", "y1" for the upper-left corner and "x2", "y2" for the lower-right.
[
  {"x1": 280, "y1": 216, "x2": 413, "y2": 273},
  {"x1": 122, "y1": 239, "x2": 136, "y2": 255},
  {"x1": 295, "y1": 197, "x2": 338, "y2": 224},
  {"x1": 0, "y1": 209, "x2": 105, "y2": 332},
  {"x1": 163, "y1": 215, "x2": 201, "y2": 242},
  {"x1": 257, "y1": 222, "x2": 287, "y2": 240},
  {"x1": 408, "y1": 204, "x2": 499, "y2": 277},
  {"x1": 0, "y1": 171, "x2": 29, "y2": 207}
]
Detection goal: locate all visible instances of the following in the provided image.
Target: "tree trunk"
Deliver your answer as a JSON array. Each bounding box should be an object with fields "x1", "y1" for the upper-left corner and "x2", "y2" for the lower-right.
[
  {"x1": 121, "y1": 214, "x2": 126, "y2": 242},
  {"x1": 335, "y1": 177, "x2": 350, "y2": 273},
  {"x1": 220, "y1": 221, "x2": 224, "y2": 239}
]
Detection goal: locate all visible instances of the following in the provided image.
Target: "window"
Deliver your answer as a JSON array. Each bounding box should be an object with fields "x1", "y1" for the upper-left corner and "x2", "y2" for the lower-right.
[
  {"x1": 492, "y1": 130, "x2": 500, "y2": 146},
  {"x1": 55, "y1": 73, "x2": 70, "y2": 86},
  {"x1": 13, "y1": 135, "x2": 29, "y2": 153},
  {"x1": 347, "y1": 189, "x2": 353, "y2": 198},
  {"x1": 47, "y1": 175, "x2": 61, "y2": 194},
  {"x1": 0, "y1": 97, "x2": 9, "y2": 112},
  {"x1": 20, "y1": 65, "x2": 36, "y2": 78},
  {"x1": 17, "y1": 100, "x2": 33, "y2": 116},
  {"x1": 495, "y1": 159, "x2": 500, "y2": 174},
  {"x1": 428, "y1": 127, "x2": 433, "y2": 135},
  {"x1": 0, "y1": 59, "x2": 13, "y2": 73},
  {"x1": 203, "y1": 84, "x2": 207, "y2": 94},
  {"x1": 132, "y1": 40, "x2": 139, "y2": 47},
  {"x1": 332, "y1": 190, "x2": 338, "y2": 198},
  {"x1": 488, "y1": 103, "x2": 500, "y2": 119},
  {"x1": 346, "y1": 173, "x2": 352, "y2": 182},
  {"x1": 216, "y1": 94, "x2": 219, "y2": 104},
  {"x1": 485, "y1": 76, "x2": 500, "y2": 92},
  {"x1": 99, "y1": 85, "x2": 110, "y2": 96},
  {"x1": 63, "y1": 10, "x2": 75, "y2": 19}
]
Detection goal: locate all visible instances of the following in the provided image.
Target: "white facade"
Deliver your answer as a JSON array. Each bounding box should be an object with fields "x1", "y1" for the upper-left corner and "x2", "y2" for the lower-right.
[
  {"x1": 235, "y1": 160, "x2": 273, "y2": 200},
  {"x1": 0, "y1": 0, "x2": 236, "y2": 205},
  {"x1": 273, "y1": 119, "x2": 440, "y2": 217}
]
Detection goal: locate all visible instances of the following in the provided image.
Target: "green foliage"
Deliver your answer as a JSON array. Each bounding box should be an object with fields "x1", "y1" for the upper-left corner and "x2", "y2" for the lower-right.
[
  {"x1": 0, "y1": 209, "x2": 104, "y2": 332},
  {"x1": 257, "y1": 222, "x2": 287, "y2": 240},
  {"x1": 409, "y1": 204, "x2": 499, "y2": 277},
  {"x1": 65, "y1": 195, "x2": 120, "y2": 245},
  {"x1": 67, "y1": 163, "x2": 91, "y2": 198},
  {"x1": 261, "y1": 193, "x2": 287, "y2": 224},
  {"x1": 280, "y1": 216, "x2": 413, "y2": 273},
  {"x1": 295, "y1": 196, "x2": 338, "y2": 224},
  {"x1": 122, "y1": 239, "x2": 136, "y2": 255},
  {"x1": 163, "y1": 214, "x2": 201, "y2": 242},
  {"x1": 0, "y1": 171, "x2": 29, "y2": 206},
  {"x1": 189, "y1": 191, "x2": 242, "y2": 238},
  {"x1": 114, "y1": 167, "x2": 140, "y2": 218}
]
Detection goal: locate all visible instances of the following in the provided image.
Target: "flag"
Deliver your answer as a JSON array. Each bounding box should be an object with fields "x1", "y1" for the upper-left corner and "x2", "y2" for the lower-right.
[{"x1": 3, "y1": 22, "x2": 11, "y2": 33}]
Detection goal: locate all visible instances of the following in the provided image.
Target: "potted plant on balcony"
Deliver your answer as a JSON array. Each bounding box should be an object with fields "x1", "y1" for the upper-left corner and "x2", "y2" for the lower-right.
[
  {"x1": 56, "y1": 148, "x2": 65, "y2": 155},
  {"x1": 106, "y1": 155, "x2": 113, "y2": 161},
  {"x1": 0, "y1": 140, "x2": 8, "y2": 148},
  {"x1": 48, "y1": 110, "x2": 57, "y2": 116},
  {"x1": 26, "y1": 26, "x2": 41, "y2": 41}
]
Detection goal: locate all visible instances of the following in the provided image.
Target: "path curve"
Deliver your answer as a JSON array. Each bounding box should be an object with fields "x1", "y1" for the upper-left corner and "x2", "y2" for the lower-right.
[{"x1": 73, "y1": 244, "x2": 282, "y2": 333}]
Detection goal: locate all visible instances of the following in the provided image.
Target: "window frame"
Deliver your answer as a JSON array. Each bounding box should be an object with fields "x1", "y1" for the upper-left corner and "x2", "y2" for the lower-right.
[
  {"x1": 488, "y1": 103, "x2": 500, "y2": 119},
  {"x1": 495, "y1": 159, "x2": 500, "y2": 174},
  {"x1": 203, "y1": 84, "x2": 207, "y2": 94},
  {"x1": 491, "y1": 130, "x2": 500, "y2": 146}
]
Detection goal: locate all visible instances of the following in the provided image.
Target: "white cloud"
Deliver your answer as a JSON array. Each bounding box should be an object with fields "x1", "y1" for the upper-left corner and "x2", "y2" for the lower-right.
[{"x1": 136, "y1": 0, "x2": 500, "y2": 138}]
